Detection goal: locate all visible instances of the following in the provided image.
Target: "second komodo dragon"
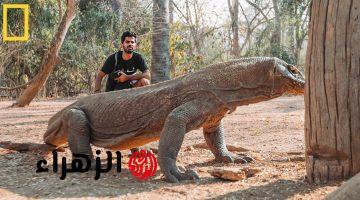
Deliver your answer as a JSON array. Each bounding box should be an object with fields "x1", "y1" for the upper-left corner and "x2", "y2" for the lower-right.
[{"x1": 43, "y1": 57, "x2": 305, "y2": 182}]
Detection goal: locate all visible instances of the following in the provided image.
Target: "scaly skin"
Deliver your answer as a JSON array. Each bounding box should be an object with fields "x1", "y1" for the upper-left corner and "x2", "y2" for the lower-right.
[{"x1": 43, "y1": 57, "x2": 305, "y2": 182}]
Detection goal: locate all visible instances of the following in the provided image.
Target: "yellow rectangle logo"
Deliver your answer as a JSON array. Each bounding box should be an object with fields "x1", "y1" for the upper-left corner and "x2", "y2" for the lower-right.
[{"x1": 2, "y1": 4, "x2": 30, "y2": 42}]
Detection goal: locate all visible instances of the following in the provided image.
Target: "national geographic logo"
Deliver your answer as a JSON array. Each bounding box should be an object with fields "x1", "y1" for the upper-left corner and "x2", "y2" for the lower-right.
[{"x1": 1, "y1": 3, "x2": 30, "y2": 42}]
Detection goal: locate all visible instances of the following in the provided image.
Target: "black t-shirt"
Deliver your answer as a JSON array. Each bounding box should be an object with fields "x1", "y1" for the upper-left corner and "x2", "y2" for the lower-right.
[{"x1": 101, "y1": 51, "x2": 148, "y2": 91}]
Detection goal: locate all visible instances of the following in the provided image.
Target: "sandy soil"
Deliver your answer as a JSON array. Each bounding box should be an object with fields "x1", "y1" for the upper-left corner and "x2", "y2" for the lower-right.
[{"x1": 0, "y1": 96, "x2": 341, "y2": 199}]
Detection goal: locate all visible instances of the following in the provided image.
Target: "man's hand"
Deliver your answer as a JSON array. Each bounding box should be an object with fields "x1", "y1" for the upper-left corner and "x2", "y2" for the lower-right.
[
  {"x1": 115, "y1": 70, "x2": 151, "y2": 83},
  {"x1": 115, "y1": 71, "x2": 129, "y2": 83}
]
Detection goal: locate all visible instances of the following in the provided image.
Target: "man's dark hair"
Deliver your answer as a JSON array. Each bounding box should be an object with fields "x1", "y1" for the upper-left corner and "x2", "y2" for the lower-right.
[{"x1": 121, "y1": 31, "x2": 137, "y2": 43}]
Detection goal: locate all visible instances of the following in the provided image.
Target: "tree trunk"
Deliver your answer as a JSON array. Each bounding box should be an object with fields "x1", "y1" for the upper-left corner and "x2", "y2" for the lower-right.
[
  {"x1": 13, "y1": 0, "x2": 76, "y2": 107},
  {"x1": 228, "y1": 0, "x2": 240, "y2": 57},
  {"x1": 111, "y1": 0, "x2": 122, "y2": 19},
  {"x1": 151, "y1": 0, "x2": 170, "y2": 83},
  {"x1": 184, "y1": 0, "x2": 198, "y2": 56},
  {"x1": 271, "y1": 0, "x2": 281, "y2": 48},
  {"x1": 287, "y1": 3, "x2": 296, "y2": 61},
  {"x1": 305, "y1": 0, "x2": 360, "y2": 183},
  {"x1": 169, "y1": 0, "x2": 175, "y2": 78},
  {"x1": 169, "y1": 0, "x2": 174, "y2": 24}
]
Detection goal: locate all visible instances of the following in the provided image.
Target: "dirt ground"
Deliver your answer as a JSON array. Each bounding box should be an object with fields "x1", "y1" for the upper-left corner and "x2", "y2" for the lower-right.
[{"x1": 0, "y1": 96, "x2": 341, "y2": 199}]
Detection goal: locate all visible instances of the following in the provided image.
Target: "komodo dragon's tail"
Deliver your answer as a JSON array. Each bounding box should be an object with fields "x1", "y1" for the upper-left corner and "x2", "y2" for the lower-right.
[
  {"x1": 0, "y1": 141, "x2": 65, "y2": 152},
  {"x1": 43, "y1": 109, "x2": 68, "y2": 147}
]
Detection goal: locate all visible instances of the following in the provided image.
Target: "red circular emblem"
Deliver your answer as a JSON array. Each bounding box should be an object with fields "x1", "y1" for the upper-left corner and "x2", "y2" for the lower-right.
[{"x1": 128, "y1": 149, "x2": 157, "y2": 180}]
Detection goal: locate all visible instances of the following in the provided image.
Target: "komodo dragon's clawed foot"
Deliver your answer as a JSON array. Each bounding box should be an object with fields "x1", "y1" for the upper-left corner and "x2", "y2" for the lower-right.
[
  {"x1": 215, "y1": 153, "x2": 254, "y2": 164},
  {"x1": 203, "y1": 121, "x2": 255, "y2": 165},
  {"x1": 159, "y1": 157, "x2": 199, "y2": 183},
  {"x1": 233, "y1": 155, "x2": 254, "y2": 163}
]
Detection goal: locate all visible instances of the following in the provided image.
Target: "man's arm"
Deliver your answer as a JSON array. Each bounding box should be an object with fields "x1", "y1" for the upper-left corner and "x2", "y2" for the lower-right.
[
  {"x1": 94, "y1": 71, "x2": 107, "y2": 93},
  {"x1": 117, "y1": 69, "x2": 151, "y2": 83},
  {"x1": 95, "y1": 53, "x2": 116, "y2": 93}
]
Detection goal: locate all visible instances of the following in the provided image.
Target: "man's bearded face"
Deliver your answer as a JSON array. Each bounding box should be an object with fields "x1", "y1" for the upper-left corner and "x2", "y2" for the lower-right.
[{"x1": 122, "y1": 36, "x2": 137, "y2": 53}]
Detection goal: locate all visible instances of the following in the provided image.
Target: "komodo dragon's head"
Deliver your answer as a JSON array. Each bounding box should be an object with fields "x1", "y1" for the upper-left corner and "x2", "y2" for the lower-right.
[
  {"x1": 198, "y1": 57, "x2": 305, "y2": 109},
  {"x1": 215, "y1": 57, "x2": 305, "y2": 96},
  {"x1": 271, "y1": 58, "x2": 305, "y2": 95}
]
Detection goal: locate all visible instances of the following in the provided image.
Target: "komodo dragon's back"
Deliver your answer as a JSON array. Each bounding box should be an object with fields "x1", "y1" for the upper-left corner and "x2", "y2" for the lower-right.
[
  {"x1": 46, "y1": 58, "x2": 248, "y2": 128},
  {"x1": 78, "y1": 58, "x2": 268, "y2": 127}
]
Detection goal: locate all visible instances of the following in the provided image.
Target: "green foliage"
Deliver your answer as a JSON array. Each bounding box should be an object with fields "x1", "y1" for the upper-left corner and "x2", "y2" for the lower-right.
[
  {"x1": 0, "y1": 0, "x2": 309, "y2": 98},
  {"x1": 244, "y1": 36, "x2": 296, "y2": 65},
  {"x1": 0, "y1": 0, "x2": 60, "y2": 95},
  {"x1": 1, "y1": 0, "x2": 153, "y2": 97},
  {"x1": 269, "y1": 44, "x2": 296, "y2": 65},
  {"x1": 167, "y1": 22, "x2": 228, "y2": 76}
]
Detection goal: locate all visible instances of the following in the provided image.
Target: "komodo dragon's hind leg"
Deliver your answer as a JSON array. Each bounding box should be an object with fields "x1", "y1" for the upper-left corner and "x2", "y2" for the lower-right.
[
  {"x1": 203, "y1": 120, "x2": 253, "y2": 163},
  {"x1": 66, "y1": 109, "x2": 94, "y2": 161}
]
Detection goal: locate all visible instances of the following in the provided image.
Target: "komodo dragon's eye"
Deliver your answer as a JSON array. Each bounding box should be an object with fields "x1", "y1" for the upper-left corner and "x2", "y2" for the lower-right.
[{"x1": 287, "y1": 65, "x2": 299, "y2": 75}]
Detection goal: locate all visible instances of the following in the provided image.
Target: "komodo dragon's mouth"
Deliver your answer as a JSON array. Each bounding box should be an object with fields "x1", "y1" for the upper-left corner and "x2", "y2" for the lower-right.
[
  {"x1": 287, "y1": 80, "x2": 305, "y2": 95},
  {"x1": 288, "y1": 88, "x2": 305, "y2": 95}
]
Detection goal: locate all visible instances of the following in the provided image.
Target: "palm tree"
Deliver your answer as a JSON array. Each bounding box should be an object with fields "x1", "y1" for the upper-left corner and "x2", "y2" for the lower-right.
[{"x1": 151, "y1": 0, "x2": 170, "y2": 83}]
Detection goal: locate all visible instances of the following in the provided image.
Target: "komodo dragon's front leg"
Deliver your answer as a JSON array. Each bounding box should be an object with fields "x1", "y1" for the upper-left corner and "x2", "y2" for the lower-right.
[
  {"x1": 65, "y1": 108, "x2": 94, "y2": 161},
  {"x1": 158, "y1": 100, "x2": 214, "y2": 183},
  {"x1": 203, "y1": 120, "x2": 253, "y2": 163}
]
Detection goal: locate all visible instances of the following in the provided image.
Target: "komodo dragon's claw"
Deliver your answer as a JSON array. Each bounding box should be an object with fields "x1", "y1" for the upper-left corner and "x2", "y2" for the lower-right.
[
  {"x1": 164, "y1": 168, "x2": 200, "y2": 183},
  {"x1": 233, "y1": 156, "x2": 254, "y2": 164},
  {"x1": 160, "y1": 157, "x2": 199, "y2": 183},
  {"x1": 216, "y1": 154, "x2": 254, "y2": 164},
  {"x1": 242, "y1": 156, "x2": 254, "y2": 162}
]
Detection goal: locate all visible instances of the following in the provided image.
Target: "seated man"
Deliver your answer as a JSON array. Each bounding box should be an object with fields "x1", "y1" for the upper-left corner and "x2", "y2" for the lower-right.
[{"x1": 94, "y1": 31, "x2": 150, "y2": 93}]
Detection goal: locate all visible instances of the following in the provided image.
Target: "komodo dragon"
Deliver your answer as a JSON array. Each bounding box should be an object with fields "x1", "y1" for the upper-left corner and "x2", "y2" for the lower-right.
[{"x1": 43, "y1": 57, "x2": 305, "y2": 182}]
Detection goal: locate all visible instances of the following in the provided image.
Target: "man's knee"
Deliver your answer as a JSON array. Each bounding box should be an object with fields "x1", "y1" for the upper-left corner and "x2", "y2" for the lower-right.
[
  {"x1": 135, "y1": 78, "x2": 150, "y2": 87},
  {"x1": 140, "y1": 78, "x2": 150, "y2": 86}
]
